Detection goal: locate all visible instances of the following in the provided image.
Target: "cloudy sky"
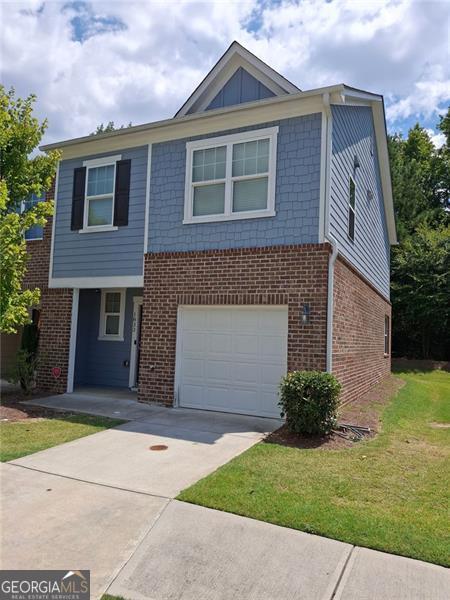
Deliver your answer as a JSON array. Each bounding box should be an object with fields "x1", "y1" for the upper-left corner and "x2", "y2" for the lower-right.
[{"x1": 1, "y1": 0, "x2": 449, "y2": 148}]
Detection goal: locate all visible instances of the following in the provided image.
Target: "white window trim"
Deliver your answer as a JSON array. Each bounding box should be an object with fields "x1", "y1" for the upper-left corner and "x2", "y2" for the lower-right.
[
  {"x1": 183, "y1": 127, "x2": 278, "y2": 224},
  {"x1": 80, "y1": 155, "x2": 121, "y2": 233},
  {"x1": 98, "y1": 288, "x2": 126, "y2": 342}
]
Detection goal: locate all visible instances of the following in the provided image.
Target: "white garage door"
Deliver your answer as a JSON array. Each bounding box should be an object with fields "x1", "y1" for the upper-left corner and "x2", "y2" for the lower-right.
[{"x1": 176, "y1": 306, "x2": 288, "y2": 418}]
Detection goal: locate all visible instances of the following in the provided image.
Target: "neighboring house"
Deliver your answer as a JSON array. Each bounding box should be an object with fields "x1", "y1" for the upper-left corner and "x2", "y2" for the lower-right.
[
  {"x1": 34, "y1": 42, "x2": 396, "y2": 417},
  {"x1": 0, "y1": 194, "x2": 47, "y2": 377}
]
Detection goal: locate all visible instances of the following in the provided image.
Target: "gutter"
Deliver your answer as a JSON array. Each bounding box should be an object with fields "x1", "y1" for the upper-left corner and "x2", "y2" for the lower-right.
[{"x1": 322, "y1": 93, "x2": 339, "y2": 373}]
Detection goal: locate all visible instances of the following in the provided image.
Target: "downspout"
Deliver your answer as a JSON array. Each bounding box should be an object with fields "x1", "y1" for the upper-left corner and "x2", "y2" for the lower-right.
[{"x1": 322, "y1": 93, "x2": 339, "y2": 373}]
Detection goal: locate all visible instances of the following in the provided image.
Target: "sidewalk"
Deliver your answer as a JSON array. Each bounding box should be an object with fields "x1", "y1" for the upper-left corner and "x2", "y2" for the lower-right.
[{"x1": 106, "y1": 500, "x2": 450, "y2": 600}]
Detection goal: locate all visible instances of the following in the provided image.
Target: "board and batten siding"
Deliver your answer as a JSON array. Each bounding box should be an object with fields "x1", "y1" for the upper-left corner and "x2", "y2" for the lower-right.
[
  {"x1": 52, "y1": 145, "x2": 148, "y2": 279},
  {"x1": 148, "y1": 114, "x2": 322, "y2": 252},
  {"x1": 74, "y1": 288, "x2": 142, "y2": 387},
  {"x1": 330, "y1": 105, "x2": 390, "y2": 299},
  {"x1": 205, "y1": 67, "x2": 275, "y2": 112}
]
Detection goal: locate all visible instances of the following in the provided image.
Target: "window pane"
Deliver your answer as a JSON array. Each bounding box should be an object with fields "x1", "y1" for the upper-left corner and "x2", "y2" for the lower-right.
[
  {"x1": 105, "y1": 314, "x2": 120, "y2": 335},
  {"x1": 105, "y1": 292, "x2": 121, "y2": 313},
  {"x1": 192, "y1": 146, "x2": 226, "y2": 182},
  {"x1": 23, "y1": 193, "x2": 44, "y2": 239},
  {"x1": 232, "y1": 138, "x2": 270, "y2": 177},
  {"x1": 88, "y1": 196, "x2": 113, "y2": 226},
  {"x1": 349, "y1": 178, "x2": 356, "y2": 209},
  {"x1": 25, "y1": 225, "x2": 43, "y2": 240},
  {"x1": 87, "y1": 165, "x2": 115, "y2": 196},
  {"x1": 348, "y1": 208, "x2": 355, "y2": 240},
  {"x1": 193, "y1": 183, "x2": 225, "y2": 216},
  {"x1": 233, "y1": 177, "x2": 268, "y2": 212}
]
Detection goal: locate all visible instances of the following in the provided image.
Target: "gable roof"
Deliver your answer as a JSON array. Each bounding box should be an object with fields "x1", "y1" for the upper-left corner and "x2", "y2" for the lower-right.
[{"x1": 175, "y1": 41, "x2": 300, "y2": 117}]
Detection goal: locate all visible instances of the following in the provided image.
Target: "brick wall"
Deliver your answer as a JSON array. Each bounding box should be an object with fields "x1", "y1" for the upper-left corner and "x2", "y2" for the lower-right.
[
  {"x1": 36, "y1": 288, "x2": 73, "y2": 393},
  {"x1": 23, "y1": 179, "x2": 74, "y2": 393},
  {"x1": 332, "y1": 256, "x2": 391, "y2": 404},
  {"x1": 138, "y1": 244, "x2": 330, "y2": 405}
]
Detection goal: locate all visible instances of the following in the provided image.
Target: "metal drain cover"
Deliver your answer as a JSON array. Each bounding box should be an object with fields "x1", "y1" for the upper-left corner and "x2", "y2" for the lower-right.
[{"x1": 149, "y1": 444, "x2": 168, "y2": 451}]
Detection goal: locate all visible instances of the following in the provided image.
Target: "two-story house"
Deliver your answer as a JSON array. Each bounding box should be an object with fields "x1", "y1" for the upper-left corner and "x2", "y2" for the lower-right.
[{"x1": 35, "y1": 42, "x2": 396, "y2": 418}]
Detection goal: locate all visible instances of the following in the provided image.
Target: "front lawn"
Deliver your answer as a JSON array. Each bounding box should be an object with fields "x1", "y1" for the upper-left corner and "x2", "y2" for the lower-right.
[
  {"x1": 0, "y1": 414, "x2": 124, "y2": 462},
  {"x1": 179, "y1": 370, "x2": 450, "y2": 566}
]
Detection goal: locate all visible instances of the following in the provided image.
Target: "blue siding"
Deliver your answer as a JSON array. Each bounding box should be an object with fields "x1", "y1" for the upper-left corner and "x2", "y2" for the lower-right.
[
  {"x1": 330, "y1": 105, "x2": 390, "y2": 298},
  {"x1": 52, "y1": 145, "x2": 148, "y2": 279},
  {"x1": 148, "y1": 114, "x2": 322, "y2": 252},
  {"x1": 205, "y1": 68, "x2": 275, "y2": 112},
  {"x1": 74, "y1": 288, "x2": 142, "y2": 387}
]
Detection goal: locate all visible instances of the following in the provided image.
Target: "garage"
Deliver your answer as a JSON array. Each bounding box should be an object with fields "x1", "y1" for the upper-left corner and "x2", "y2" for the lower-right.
[{"x1": 176, "y1": 306, "x2": 288, "y2": 418}]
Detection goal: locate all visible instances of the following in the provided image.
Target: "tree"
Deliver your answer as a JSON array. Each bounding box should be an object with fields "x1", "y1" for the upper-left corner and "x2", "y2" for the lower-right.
[
  {"x1": 389, "y1": 108, "x2": 450, "y2": 359},
  {"x1": 90, "y1": 121, "x2": 132, "y2": 135},
  {"x1": 391, "y1": 224, "x2": 450, "y2": 359},
  {"x1": 0, "y1": 86, "x2": 60, "y2": 333}
]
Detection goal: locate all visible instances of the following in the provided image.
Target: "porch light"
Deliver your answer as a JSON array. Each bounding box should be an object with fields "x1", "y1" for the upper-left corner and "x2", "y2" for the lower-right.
[{"x1": 301, "y1": 303, "x2": 311, "y2": 324}]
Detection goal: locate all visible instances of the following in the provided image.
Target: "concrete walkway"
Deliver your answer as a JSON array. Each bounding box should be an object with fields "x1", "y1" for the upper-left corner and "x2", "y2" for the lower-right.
[{"x1": 3, "y1": 393, "x2": 449, "y2": 599}]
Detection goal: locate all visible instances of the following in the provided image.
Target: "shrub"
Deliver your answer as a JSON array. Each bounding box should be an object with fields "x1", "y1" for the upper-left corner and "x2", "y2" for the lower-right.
[
  {"x1": 279, "y1": 371, "x2": 342, "y2": 436},
  {"x1": 8, "y1": 349, "x2": 38, "y2": 395}
]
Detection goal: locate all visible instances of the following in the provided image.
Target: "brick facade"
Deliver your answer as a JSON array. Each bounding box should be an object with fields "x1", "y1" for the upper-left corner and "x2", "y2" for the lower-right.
[
  {"x1": 332, "y1": 256, "x2": 391, "y2": 404},
  {"x1": 36, "y1": 288, "x2": 73, "y2": 393},
  {"x1": 138, "y1": 244, "x2": 330, "y2": 405},
  {"x1": 23, "y1": 179, "x2": 74, "y2": 393}
]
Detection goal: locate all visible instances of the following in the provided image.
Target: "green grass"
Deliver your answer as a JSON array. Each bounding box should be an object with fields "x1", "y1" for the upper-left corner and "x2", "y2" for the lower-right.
[
  {"x1": 0, "y1": 413, "x2": 124, "y2": 462},
  {"x1": 179, "y1": 370, "x2": 450, "y2": 566}
]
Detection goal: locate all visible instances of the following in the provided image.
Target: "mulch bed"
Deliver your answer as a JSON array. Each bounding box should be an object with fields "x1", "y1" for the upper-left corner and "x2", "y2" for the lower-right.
[
  {"x1": 265, "y1": 374, "x2": 405, "y2": 450},
  {"x1": 0, "y1": 389, "x2": 63, "y2": 422}
]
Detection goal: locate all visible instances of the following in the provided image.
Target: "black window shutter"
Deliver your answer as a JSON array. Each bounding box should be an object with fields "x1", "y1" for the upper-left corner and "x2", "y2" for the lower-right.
[
  {"x1": 71, "y1": 167, "x2": 86, "y2": 230},
  {"x1": 113, "y1": 159, "x2": 131, "y2": 227}
]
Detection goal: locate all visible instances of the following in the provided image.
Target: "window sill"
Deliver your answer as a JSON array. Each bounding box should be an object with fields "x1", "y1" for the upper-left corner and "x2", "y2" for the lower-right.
[
  {"x1": 98, "y1": 335, "x2": 124, "y2": 342},
  {"x1": 79, "y1": 226, "x2": 118, "y2": 234},
  {"x1": 183, "y1": 210, "x2": 276, "y2": 225},
  {"x1": 25, "y1": 237, "x2": 44, "y2": 242}
]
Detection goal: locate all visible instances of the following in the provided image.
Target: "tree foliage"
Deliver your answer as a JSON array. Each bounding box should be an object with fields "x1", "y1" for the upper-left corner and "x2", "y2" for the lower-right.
[
  {"x1": 389, "y1": 108, "x2": 450, "y2": 359},
  {"x1": 0, "y1": 86, "x2": 60, "y2": 333},
  {"x1": 90, "y1": 121, "x2": 132, "y2": 135}
]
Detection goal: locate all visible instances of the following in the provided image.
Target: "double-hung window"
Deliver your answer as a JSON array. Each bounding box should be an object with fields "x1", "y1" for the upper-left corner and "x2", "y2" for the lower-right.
[
  {"x1": 184, "y1": 127, "x2": 278, "y2": 224},
  {"x1": 99, "y1": 289, "x2": 125, "y2": 341},
  {"x1": 348, "y1": 177, "x2": 356, "y2": 241},
  {"x1": 82, "y1": 155, "x2": 121, "y2": 231}
]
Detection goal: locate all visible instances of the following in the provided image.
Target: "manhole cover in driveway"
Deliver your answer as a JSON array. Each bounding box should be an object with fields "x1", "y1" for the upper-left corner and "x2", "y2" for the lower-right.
[{"x1": 149, "y1": 444, "x2": 168, "y2": 451}]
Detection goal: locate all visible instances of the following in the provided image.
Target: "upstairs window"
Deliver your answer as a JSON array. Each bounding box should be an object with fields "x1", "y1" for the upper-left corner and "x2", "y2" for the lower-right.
[
  {"x1": 348, "y1": 177, "x2": 356, "y2": 241},
  {"x1": 86, "y1": 164, "x2": 115, "y2": 227},
  {"x1": 99, "y1": 289, "x2": 125, "y2": 341},
  {"x1": 184, "y1": 127, "x2": 278, "y2": 224},
  {"x1": 71, "y1": 155, "x2": 131, "y2": 233},
  {"x1": 23, "y1": 194, "x2": 44, "y2": 240}
]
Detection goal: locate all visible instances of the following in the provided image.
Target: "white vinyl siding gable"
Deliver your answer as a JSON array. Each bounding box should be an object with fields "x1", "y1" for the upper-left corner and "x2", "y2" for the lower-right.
[{"x1": 184, "y1": 127, "x2": 278, "y2": 224}]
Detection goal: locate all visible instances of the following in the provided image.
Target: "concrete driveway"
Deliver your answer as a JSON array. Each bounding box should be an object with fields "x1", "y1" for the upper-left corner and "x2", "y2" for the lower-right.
[{"x1": 10, "y1": 399, "x2": 279, "y2": 497}]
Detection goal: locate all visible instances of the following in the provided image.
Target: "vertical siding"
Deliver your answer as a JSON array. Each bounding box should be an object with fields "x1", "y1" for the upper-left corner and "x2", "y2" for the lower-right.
[
  {"x1": 52, "y1": 145, "x2": 148, "y2": 279},
  {"x1": 74, "y1": 288, "x2": 142, "y2": 387},
  {"x1": 205, "y1": 67, "x2": 275, "y2": 111},
  {"x1": 330, "y1": 105, "x2": 390, "y2": 299},
  {"x1": 148, "y1": 114, "x2": 322, "y2": 252}
]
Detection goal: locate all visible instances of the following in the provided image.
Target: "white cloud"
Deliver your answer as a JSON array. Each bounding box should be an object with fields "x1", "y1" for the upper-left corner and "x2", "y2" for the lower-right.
[
  {"x1": 425, "y1": 129, "x2": 446, "y2": 149},
  {"x1": 1, "y1": 0, "x2": 449, "y2": 146}
]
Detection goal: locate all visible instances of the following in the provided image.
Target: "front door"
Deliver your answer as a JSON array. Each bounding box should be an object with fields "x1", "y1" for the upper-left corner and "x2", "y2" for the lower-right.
[{"x1": 129, "y1": 296, "x2": 143, "y2": 389}]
